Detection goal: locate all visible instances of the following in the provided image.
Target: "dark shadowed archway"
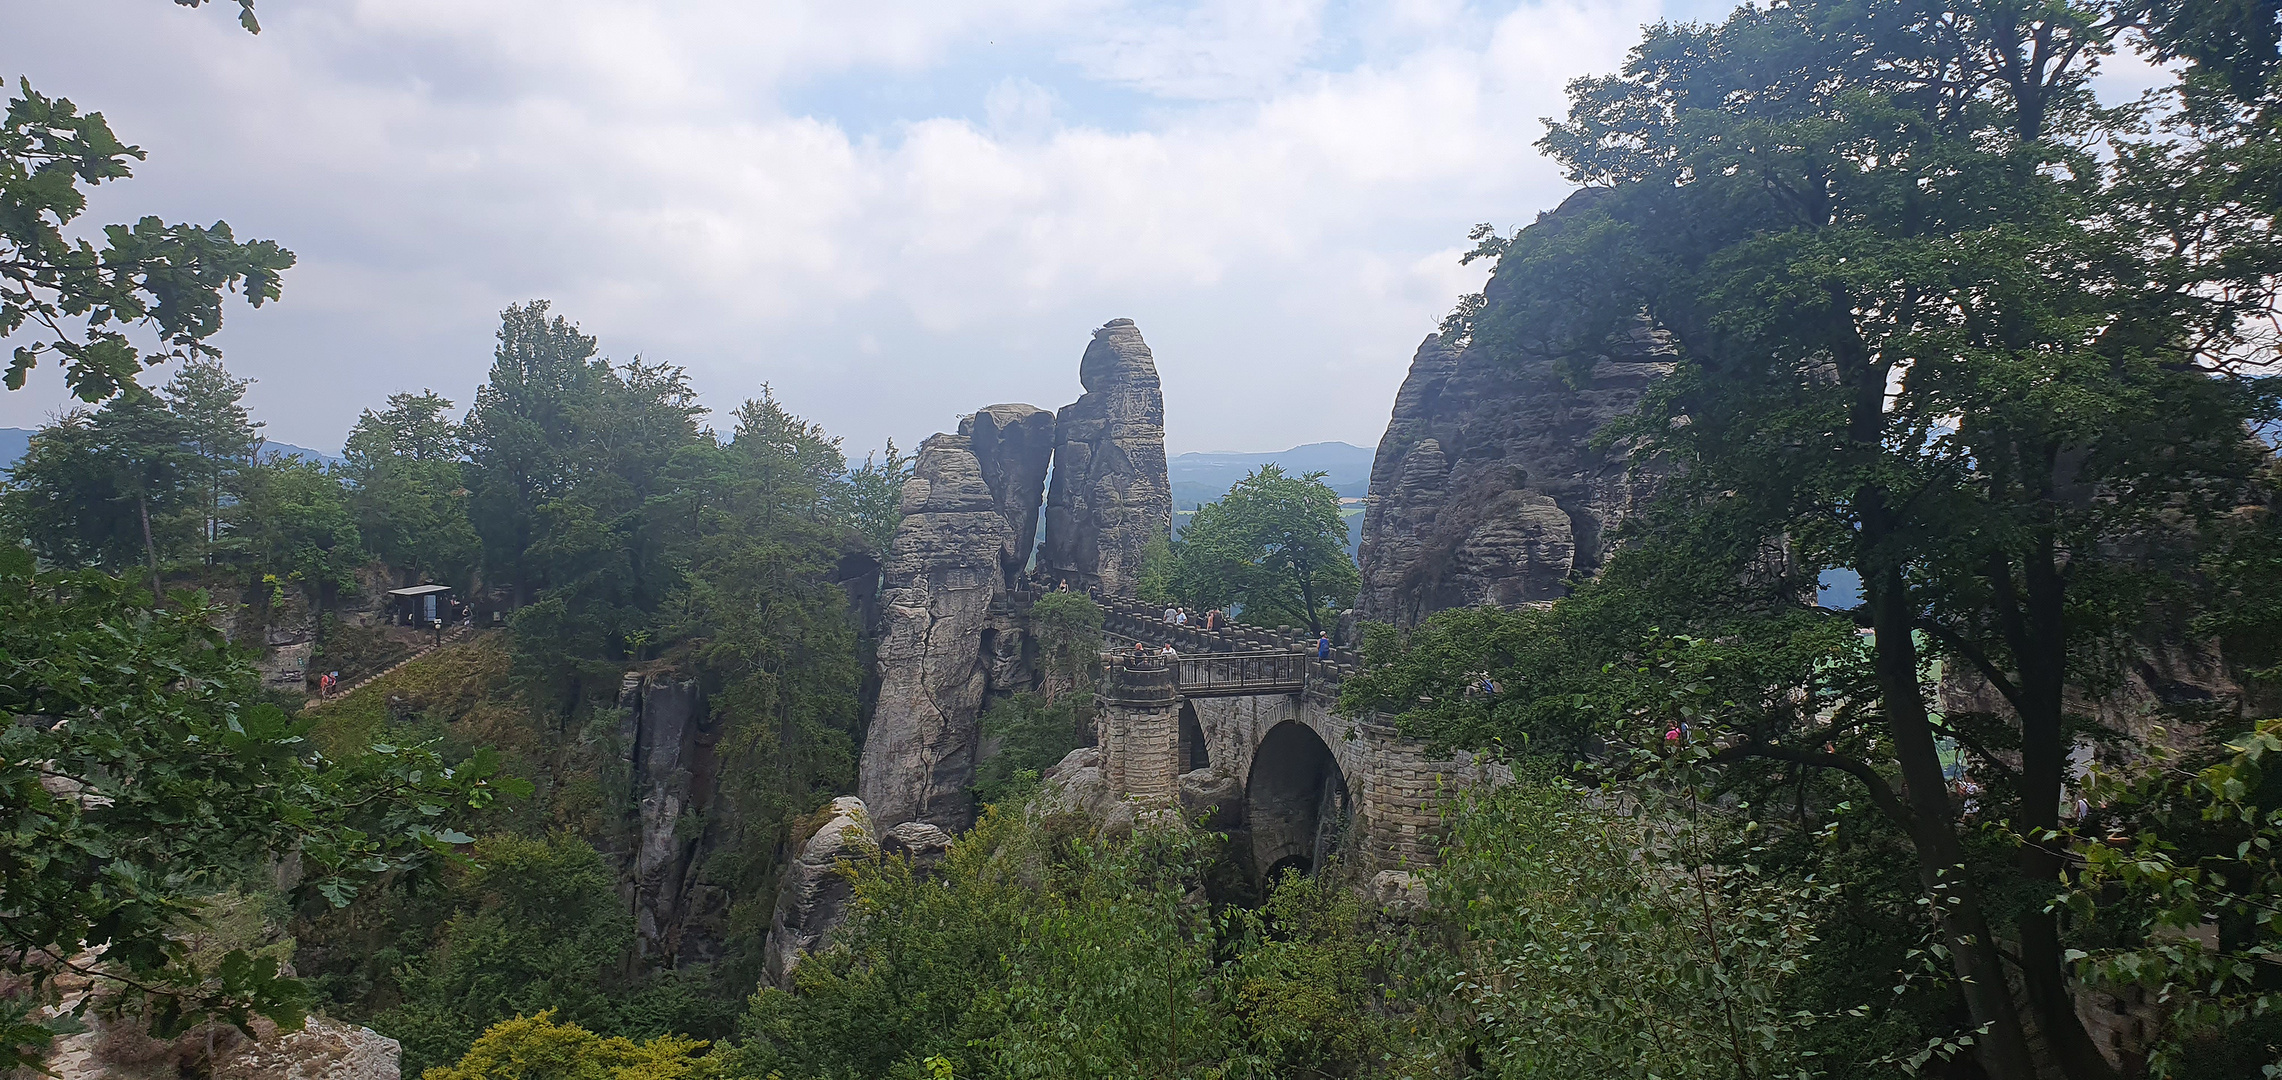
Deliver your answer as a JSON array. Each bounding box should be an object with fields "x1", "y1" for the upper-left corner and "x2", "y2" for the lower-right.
[
  {"x1": 1178, "y1": 701, "x2": 1209, "y2": 773},
  {"x1": 1245, "y1": 720, "x2": 1350, "y2": 883}
]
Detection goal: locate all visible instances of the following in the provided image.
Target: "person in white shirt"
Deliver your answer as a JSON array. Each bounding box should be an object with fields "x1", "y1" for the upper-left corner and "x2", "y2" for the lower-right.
[{"x1": 1164, "y1": 606, "x2": 1178, "y2": 624}]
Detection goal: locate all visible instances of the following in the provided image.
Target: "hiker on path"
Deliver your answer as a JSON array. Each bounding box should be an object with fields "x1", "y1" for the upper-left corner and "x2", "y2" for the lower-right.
[{"x1": 1317, "y1": 634, "x2": 1331, "y2": 660}]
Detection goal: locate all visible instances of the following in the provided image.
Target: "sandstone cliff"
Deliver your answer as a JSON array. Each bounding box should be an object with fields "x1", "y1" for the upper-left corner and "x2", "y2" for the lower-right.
[
  {"x1": 1355, "y1": 303, "x2": 1672, "y2": 626},
  {"x1": 1041, "y1": 319, "x2": 1172, "y2": 597},
  {"x1": 961, "y1": 404, "x2": 1056, "y2": 592},
  {"x1": 615, "y1": 672, "x2": 727, "y2": 966},
  {"x1": 856, "y1": 433, "x2": 1016, "y2": 831}
]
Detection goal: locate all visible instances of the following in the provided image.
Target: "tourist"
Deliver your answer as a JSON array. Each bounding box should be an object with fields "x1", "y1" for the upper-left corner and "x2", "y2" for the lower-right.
[
  {"x1": 1176, "y1": 608, "x2": 1189, "y2": 627},
  {"x1": 1160, "y1": 643, "x2": 1178, "y2": 658},
  {"x1": 1205, "y1": 609, "x2": 1218, "y2": 631},
  {"x1": 1316, "y1": 633, "x2": 1330, "y2": 660},
  {"x1": 1164, "y1": 605, "x2": 1178, "y2": 625}
]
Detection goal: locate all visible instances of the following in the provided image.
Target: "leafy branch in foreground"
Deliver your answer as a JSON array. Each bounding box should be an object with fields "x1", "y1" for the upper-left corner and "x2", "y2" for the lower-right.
[
  {"x1": 0, "y1": 549, "x2": 526, "y2": 1070},
  {"x1": 2064, "y1": 718, "x2": 2282, "y2": 1076},
  {"x1": 2, "y1": 0, "x2": 286, "y2": 402}
]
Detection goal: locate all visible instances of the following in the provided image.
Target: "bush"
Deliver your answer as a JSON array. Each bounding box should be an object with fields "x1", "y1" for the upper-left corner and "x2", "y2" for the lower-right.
[{"x1": 425, "y1": 1012, "x2": 719, "y2": 1080}]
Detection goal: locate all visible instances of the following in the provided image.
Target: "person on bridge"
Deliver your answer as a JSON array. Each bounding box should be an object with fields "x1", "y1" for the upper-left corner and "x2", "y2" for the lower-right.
[
  {"x1": 1316, "y1": 634, "x2": 1331, "y2": 660},
  {"x1": 1161, "y1": 643, "x2": 1179, "y2": 658},
  {"x1": 1175, "y1": 608, "x2": 1189, "y2": 627},
  {"x1": 1205, "y1": 609, "x2": 1219, "y2": 631},
  {"x1": 1163, "y1": 605, "x2": 1178, "y2": 625}
]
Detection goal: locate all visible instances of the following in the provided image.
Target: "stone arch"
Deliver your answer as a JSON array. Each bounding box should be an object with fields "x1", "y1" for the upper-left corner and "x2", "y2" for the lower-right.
[
  {"x1": 1245, "y1": 719, "x2": 1351, "y2": 883},
  {"x1": 1178, "y1": 701, "x2": 1209, "y2": 773}
]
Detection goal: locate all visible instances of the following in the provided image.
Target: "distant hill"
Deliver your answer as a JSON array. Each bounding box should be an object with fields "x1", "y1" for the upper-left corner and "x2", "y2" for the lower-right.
[
  {"x1": 1167, "y1": 441, "x2": 1373, "y2": 556},
  {"x1": 0, "y1": 427, "x2": 342, "y2": 474},
  {"x1": 1169, "y1": 440, "x2": 1373, "y2": 508}
]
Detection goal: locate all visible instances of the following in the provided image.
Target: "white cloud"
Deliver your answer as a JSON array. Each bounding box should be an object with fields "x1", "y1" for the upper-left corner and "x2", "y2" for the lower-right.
[{"x1": 1, "y1": 0, "x2": 1650, "y2": 455}]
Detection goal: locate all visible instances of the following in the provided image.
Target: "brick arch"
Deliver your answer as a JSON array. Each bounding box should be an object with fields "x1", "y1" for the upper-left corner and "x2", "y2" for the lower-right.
[{"x1": 1245, "y1": 718, "x2": 1352, "y2": 879}]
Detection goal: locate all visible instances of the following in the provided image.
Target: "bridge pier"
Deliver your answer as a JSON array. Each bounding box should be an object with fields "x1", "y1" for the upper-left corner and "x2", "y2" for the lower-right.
[{"x1": 1100, "y1": 658, "x2": 1183, "y2": 806}]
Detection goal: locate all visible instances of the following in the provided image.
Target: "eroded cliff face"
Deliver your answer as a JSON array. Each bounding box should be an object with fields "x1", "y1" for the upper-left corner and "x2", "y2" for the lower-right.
[
  {"x1": 1355, "y1": 321, "x2": 1673, "y2": 626},
  {"x1": 1042, "y1": 319, "x2": 1172, "y2": 597},
  {"x1": 962, "y1": 404, "x2": 1056, "y2": 592},
  {"x1": 616, "y1": 672, "x2": 728, "y2": 966},
  {"x1": 856, "y1": 433, "x2": 1016, "y2": 831}
]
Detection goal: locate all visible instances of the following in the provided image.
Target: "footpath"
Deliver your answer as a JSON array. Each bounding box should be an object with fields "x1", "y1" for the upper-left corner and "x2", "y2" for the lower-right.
[{"x1": 301, "y1": 624, "x2": 478, "y2": 712}]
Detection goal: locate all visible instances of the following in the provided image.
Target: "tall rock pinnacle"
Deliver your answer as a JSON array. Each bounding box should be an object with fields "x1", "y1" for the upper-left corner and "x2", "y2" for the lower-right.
[
  {"x1": 1040, "y1": 318, "x2": 1172, "y2": 596},
  {"x1": 856, "y1": 433, "x2": 1010, "y2": 830}
]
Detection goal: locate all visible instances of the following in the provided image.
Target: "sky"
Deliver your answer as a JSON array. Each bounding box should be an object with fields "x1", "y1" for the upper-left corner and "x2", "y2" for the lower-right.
[{"x1": 1, "y1": 0, "x2": 2173, "y2": 457}]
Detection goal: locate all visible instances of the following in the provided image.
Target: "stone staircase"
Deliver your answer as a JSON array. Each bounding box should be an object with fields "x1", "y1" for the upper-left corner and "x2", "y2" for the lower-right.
[{"x1": 301, "y1": 625, "x2": 478, "y2": 712}]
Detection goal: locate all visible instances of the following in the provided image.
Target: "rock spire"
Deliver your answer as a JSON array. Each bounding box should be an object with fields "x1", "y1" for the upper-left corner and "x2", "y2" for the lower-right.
[{"x1": 1040, "y1": 318, "x2": 1172, "y2": 597}]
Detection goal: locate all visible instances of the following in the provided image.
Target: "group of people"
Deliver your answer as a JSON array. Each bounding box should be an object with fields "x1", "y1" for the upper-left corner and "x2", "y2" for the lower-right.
[{"x1": 1160, "y1": 605, "x2": 1228, "y2": 632}]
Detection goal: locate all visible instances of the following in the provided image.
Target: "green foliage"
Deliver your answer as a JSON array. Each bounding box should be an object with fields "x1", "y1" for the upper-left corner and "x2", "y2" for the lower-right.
[
  {"x1": 1134, "y1": 535, "x2": 1175, "y2": 608},
  {"x1": 735, "y1": 806, "x2": 1255, "y2": 1080},
  {"x1": 161, "y1": 358, "x2": 262, "y2": 560},
  {"x1": 0, "y1": 389, "x2": 196, "y2": 577},
  {"x1": 972, "y1": 693, "x2": 1083, "y2": 806},
  {"x1": 345, "y1": 390, "x2": 479, "y2": 585},
  {"x1": 842, "y1": 439, "x2": 911, "y2": 556},
  {"x1": 974, "y1": 595, "x2": 1101, "y2": 806},
  {"x1": 0, "y1": 77, "x2": 292, "y2": 401},
  {"x1": 1426, "y1": 770, "x2": 1836, "y2": 1080},
  {"x1": 0, "y1": 550, "x2": 518, "y2": 1070},
  {"x1": 2064, "y1": 717, "x2": 2282, "y2": 1074},
  {"x1": 1169, "y1": 464, "x2": 1356, "y2": 634},
  {"x1": 373, "y1": 835, "x2": 734, "y2": 1077},
  {"x1": 224, "y1": 455, "x2": 363, "y2": 613},
  {"x1": 736, "y1": 796, "x2": 1451, "y2": 1080},
  {"x1": 1412, "y1": 0, "x2": 2282, "y2": 1072},
  {"x1": 424, "y1": 1012, "x2": 721, "y2": 1080}
]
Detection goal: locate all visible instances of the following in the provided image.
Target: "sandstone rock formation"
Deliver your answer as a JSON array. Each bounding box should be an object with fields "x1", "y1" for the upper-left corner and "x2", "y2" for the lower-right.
[
  {"x1": 38, "y1": 1014, "x2": 400, "y2": 1080},
  {"x1": 762, "y1": 796, "x2": 873, "y2": 991},
  {"x1": 856, "y1": 433, "x2": 1014, "y2": 831},
  {"x1": 1041, "y1": 319, "x2": 1172, "y2": 596},
  {"x1": 615, "y1": 672, "x2": 727, "y2": 966},
  {"x1": 961, "y1": 404, "x2": 1056, "y2": 590},
  {"x1": 1355, "y1": 314, "x2": 1673, "y2": 625}
]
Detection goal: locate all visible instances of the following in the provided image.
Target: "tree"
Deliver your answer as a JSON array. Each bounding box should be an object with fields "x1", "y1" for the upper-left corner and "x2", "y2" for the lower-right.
[
  {"x1": 464, "y1": 301, "x2": 611, "y2": 608},
  {"x1": 223, "y1": 455, "x2": 362, "y2": 625},
  {"x1": 1171, "y1": 465, "x2": 1357, "y2": 634},
  {"x1": 0, "y1": 549, "x2": 521, "y2": 1070},
  {"x1": 161, "y1": 359, "x2": 262, "y2": 561},
  {"x1": 343, "y1": 391, "x2": 477, "y2": 585},
  {"x1": 841, "y1": 439, "x2": 910, "y2": 556},
  {"x1": 1409, "y1": 2, "x2": 2280, "y2": 1076},
  {"x1": 0, "y1": 0, "x2": 291, "y2": 403},
  {"x1": 1, "y1": 390, "x2": 196, "y2": 591},
  {"x1": 343, "y1": 389, "x2": 463, "y2": 469}
]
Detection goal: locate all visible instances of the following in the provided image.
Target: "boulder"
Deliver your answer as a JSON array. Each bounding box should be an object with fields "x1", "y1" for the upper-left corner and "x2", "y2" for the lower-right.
[
  {"x1": 1178, "y1": 768, "x2": 1242, "y2": 829},
  {"x1": 1367, "y1": 869, "x2": 1429, "y2": 919},
  {"x1": 761, "y1": 797, "x2": 874, "y2": 991},
  {"x1": 1040, "y1": 319, "x2": 1172, "y2": 597},
  {"x1": 39, "y1": 1014, "x2": 399, "y2": 1080},
  {"x1": 1037, "y1": 746, "x2": 1113, "y2": 819},
  {"x1": 882, "y1": 820, "x2": 954, "y2": 871}
]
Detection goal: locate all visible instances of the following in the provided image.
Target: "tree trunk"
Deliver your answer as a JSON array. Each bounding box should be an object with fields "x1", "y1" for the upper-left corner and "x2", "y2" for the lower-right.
[
  {"x1": 139, "y1": 494, "x2": 162, "y2": 600},
  {"x1": 1863, "y1": 532, "x2": 2039, "y2": 1080},
  {"x1": 2006, "y1": 540, "x2": 2121, "y2": 1080}
]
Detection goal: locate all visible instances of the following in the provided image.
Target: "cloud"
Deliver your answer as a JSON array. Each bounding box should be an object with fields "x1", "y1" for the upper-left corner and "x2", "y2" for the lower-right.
[{"x1": 2, "y1": 0, "x2": 1652, "y2": 455}]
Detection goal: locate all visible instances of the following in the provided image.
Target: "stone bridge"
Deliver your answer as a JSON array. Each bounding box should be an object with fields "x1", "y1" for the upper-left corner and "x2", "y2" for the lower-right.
[{"x1": 1087, "y1": 595, "x2": 1481, "y2": 881}]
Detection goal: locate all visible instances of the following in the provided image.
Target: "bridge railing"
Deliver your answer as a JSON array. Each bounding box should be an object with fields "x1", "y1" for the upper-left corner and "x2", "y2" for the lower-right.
[{"x1": 1174, "y1": 650, "x2": 1309, "y2": 696}]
